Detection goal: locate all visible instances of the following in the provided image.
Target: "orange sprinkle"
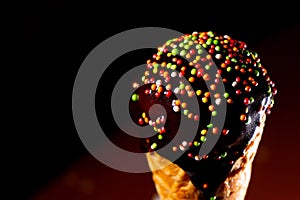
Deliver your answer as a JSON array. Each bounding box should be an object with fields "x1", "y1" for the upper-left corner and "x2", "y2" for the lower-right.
[
  {"x1": 227, "y1": 98, "x2": 233, "y2": 104},
  {"x1": 212, "y1": 127, "x2": 219, "y2": 134},
  {"x1": 203, "y1": 74, "x2": 210, "y2": 80},
  {"x1": 189, "y1": 77, "x2": 195, "y2": 83},
  {"x1": 214, "y1": 93, "x2": 221, "y2": 98},
  {"x1": 240, "y1": 114, "x2": 247, "y2": 121},
  {"x1": 151, "y1": 84, "x2": 156, "y2": 91}
]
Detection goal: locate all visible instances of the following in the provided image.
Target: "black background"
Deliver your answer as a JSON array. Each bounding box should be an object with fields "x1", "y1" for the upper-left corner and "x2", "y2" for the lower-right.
[{"x1": 9, "y1": 1, "x2": 300, "y2": 200}]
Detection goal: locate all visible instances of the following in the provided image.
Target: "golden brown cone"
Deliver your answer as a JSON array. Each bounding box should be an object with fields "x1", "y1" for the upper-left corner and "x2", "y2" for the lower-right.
[{"x1": 146, "y1": 114, "x2": 266, "y2": 200}]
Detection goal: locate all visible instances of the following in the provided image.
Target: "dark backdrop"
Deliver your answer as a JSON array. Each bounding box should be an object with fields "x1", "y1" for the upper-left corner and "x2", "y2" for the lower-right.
[{"x1": 9, "y1": 1, "x2": 300, "y2": 200}]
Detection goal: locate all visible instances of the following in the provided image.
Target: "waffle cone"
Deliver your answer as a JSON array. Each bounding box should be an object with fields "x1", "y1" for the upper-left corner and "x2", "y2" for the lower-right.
[{"x1": 146, "y1": 114, "x2": 266, "y2": 200}]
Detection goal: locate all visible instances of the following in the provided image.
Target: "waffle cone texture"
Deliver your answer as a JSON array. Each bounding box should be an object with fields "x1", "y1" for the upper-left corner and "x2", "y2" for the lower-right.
[{"x1": 146, "y1": 114, "x2": 266, "y2": 200}]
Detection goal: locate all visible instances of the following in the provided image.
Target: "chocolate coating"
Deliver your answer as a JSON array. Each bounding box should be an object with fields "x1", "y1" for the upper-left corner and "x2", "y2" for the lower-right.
[{"x1": 129, "y1": 31, "x2": 276, "y2": 199}]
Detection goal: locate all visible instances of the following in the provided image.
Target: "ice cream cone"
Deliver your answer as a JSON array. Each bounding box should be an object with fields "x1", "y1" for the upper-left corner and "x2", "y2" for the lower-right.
[{"x1": 146, "y1": 114, "x2": 266, "y2": 200}]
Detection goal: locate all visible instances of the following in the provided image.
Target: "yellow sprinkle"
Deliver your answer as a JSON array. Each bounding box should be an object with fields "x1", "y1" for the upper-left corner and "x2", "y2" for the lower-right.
[
  {"x1": 202, "y1": 97, "x2": 208, "y2": 103},
  {"x1": 181, "y1": 102, "x2": 187, "y2": 109},
  {"x1": 196, "y1": 90, "x2": 202, "y2": 96},
  {"x1": 201, "y1": 129, "x2": 207, "y2": 135},
  {"x1": 206, "y1": 54, "x2": 212, "y2": 60}
]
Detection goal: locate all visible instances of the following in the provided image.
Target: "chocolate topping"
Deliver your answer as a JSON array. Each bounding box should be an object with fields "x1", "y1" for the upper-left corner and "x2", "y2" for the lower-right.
[{"x1": 129, "y1": 31, "x2": 277, "y2": 199}]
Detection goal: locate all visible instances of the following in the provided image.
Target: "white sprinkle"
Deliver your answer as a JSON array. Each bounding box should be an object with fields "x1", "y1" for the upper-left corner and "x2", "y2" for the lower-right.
[
  {"x1": 179, "y1": 145, "x2": 185, "y2": 151},
  {"x1": 173, "y1": 105, "x2": 180, "y2": 112},
  {"x1": 156, "y1": 80, "x2": 162, "y2": 87},
  {"x1": 182, "y1": 141, "x2": 187, "y2": 147},
  {"x1": 232, "y1": 81, "x2": 237, "y2": 87},
  {"x1": 132, "y1": 82, "x2": 139, "y2": 89},
  {"x1": 195, "y1": 155, "x2": 201, "y2": 161},
  {"x1": 171, "y1": 71, "x2": 177, "y2": 77},
  {"x1": 215, "y1": 98, "x2": 221, "y2": 105},
  {"x1": 215, "y1": 54, "x2": 222, "y2": 59},
  {"x1": 174, "y1": 87, "x2": 180, "y2": 94}
]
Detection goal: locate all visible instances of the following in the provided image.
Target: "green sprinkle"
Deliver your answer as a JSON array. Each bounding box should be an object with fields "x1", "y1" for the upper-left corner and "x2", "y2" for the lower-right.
[
  {"x1": 206, "y1": 38, "x2": 212, "y2": 45},
  {"x1": 267, "y1": 86, "x2": 272, "y2": 93},
  {"x1": 221, "y1": 152, "x2": 227, "y2": 158},
  {"x1": 153, "y1": 63, "x2": 159, "y2": 68},
  {"x1": 167, "y1": 63, "x2": 172, "y2": 68},
  {"x1": 213, "y1": 40, "x2": 219, "y2": 45},
  {"x1": 192, "y1": 36, "x2": 197, "y2": 40},
  {"x1": 205, "y1": 64, "x2": 210, "y2": 70},
  {"x1": 197, "y1": 49, "x2": 203, "y2": 54},
  {"x1": 151, "y1": 143, "x2": 157, "y2": 149},
  {"x1": 255, "y1": 70, "x2": 260, "y2": 77},
  {"x1": 202, "y1": 43, "x2": 207, "y2": 48},
  {"x1": 193, "y1": 141, "x2": 200, "y2": 146},
  {"x1": 183, "y1": 109, "x2": 189, "y2": 115},
  {"x1": 215, "y1": 46, "x2": 221, "y2": 51},
  {"x1": 141, "y1": 76, "x2": 145, "y2": 82},
  {"x1": 253, "y1": 52, "x2": 258, "y2": 58},
  {"x1": 196, "y1": 44, "x2": 201, "y2": 49},
  {"x1": 210, "y1": 196, "x2": 217, "y2": 200},
  {"x1": 207, "y1": 31, "x2": 214, "y2": 37},
  {"x1": 180, "y1": 50, "x2": 186, "y2": 56},
  {"x1": 246, "y1": 50, "x2": 251, "y2": 56},
  {"x1": 231, "y1": 58, "x2": 237, "y2": 63},
  {"x1": 184, "y1": 44, "x2": 190, "y2": 50},
  {"x1": 212, "y1": 111, "x2": 217, "y2": 116},
  {"x1": 152, "y1": 68, "x2": 158, "y2": 74},
  {"x1": 157, "y1": 51, "x2": 162, "y2": 56},
  {"x1": 131, "y1": 94, "x2": 139, "y2": 101},
  {"x1": 171, "y1": 64, "x2": 177, "y2": 70},
  {"x1": 166, "y1": 40, "x2": 172, "y2": 45},
  {"x1": 200, "y1": 136, "x2": 207, "y2": 142},
  {"x1": 179, "y1": 83, "x2": 185, "y2": 90},
  {"x1": 158, "y1": 135, "x2": 163, "y2": 140},
  {"x1": 271, "y1": 99, "x2": 275, "y2": 106},
  {"x1": 223, "y1": 92, "x2": 229, "y2": 98},
  {"x1": 250, "y1": 97, "x2": 255, "y2": 103},
  {"x1": 207, "y1": 123, "x2": 213, "y2": 129},
  {"x1": 191, "y1": 68, "x2": 197, "y2": 75},
  {"x1": 179, "y1": 42, "x2": 184, "y2": 48},
  {"x1": 226, "y1": 67, "x2": 232, "y2": 72},
  {"x1": 172, "y1": 48, "x2": 179, "y2": 55}
]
